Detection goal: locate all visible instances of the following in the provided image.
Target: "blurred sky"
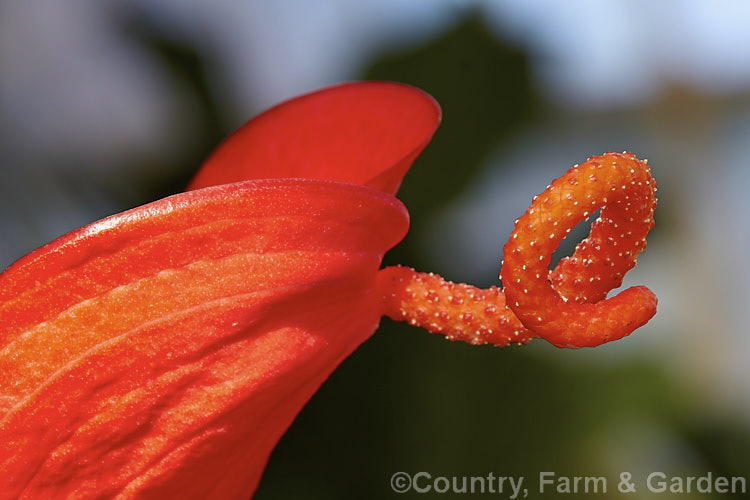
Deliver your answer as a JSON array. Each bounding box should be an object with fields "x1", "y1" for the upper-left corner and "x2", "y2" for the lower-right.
[{"x1": 2, "y1": 1, "x2": 750, "y2": 497}]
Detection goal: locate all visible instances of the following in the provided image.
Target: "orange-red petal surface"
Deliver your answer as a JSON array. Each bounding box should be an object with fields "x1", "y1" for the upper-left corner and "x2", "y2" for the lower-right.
[
  {"x1": 0, "y1": 81, "x2": 442, "y2": 499},
  {"x1": 0, "y1": 180, "x2": 408, "y2": 498},
  {"x1": 188, "y1": 82, "x2": 441, "y2": 195}
]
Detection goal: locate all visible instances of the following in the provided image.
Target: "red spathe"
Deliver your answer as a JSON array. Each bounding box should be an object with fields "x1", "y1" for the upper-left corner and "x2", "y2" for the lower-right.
[{"x1": 0, "y1": 83, "x2": 440, "y2": 499}]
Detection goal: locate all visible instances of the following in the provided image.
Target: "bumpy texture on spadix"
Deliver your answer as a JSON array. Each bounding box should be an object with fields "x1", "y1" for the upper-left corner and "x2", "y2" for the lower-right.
[
  {"x1": 0, "y1": 82, "x2": 439, "y2": 499},
  {"x1": 380, "y1": 152, "x2": 657, "y2": 348}
]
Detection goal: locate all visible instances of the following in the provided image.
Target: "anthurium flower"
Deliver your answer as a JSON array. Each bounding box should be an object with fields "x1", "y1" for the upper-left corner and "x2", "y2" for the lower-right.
[{"x1": 0, "y1": 82, "x2": 657, "y2": 499}]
